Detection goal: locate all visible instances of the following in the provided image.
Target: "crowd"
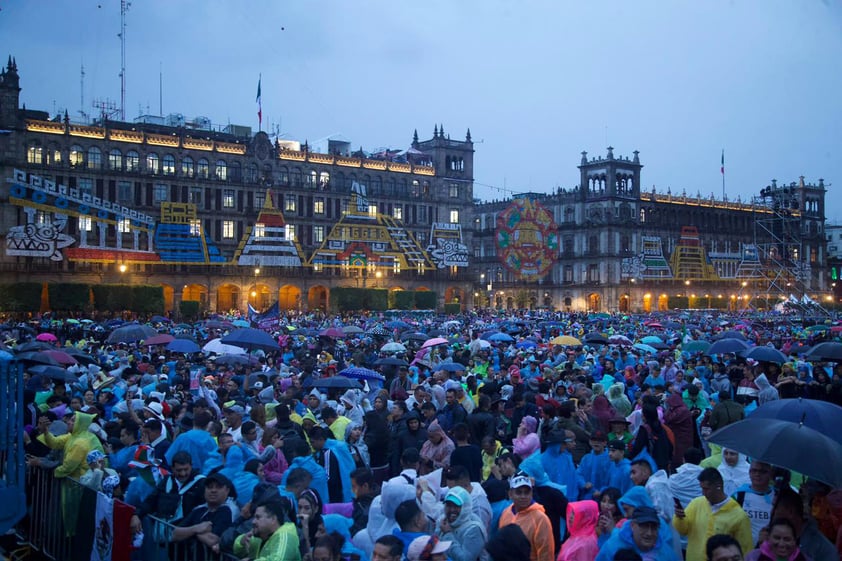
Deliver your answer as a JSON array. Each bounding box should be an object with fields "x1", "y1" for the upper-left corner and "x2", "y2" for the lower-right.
[{"x1": 15, "y1": 309, "x2": 842, "y2": 561}]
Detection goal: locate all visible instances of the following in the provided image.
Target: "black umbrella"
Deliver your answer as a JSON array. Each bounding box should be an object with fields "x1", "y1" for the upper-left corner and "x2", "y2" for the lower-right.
[
  {"x1": 708, "y1": 417, "x2": 842, "y2": 487},
  {"x1": 107, "y1": 324, "x2": 157, "y2": 344},
  {"x1": 741, "y1": 346, "x2": 788, "y2": 364},
  {"x1": 400, "y1": 332, "x2": 429, "y2": 342},
  {"x1": 15, "y1": 351, "x2": 60, "y2": 366},
  {"x1": 27, "y1": 364, "x2": 78, "y2": 383},
  {"x1": 717, "y1": 330, "x2": 748, "y2": 341},
  {"x1": 221, "y1": 328, "x2": 280, "y2": 352},
  {"x1": 374, "y1": 357, "x2": 409, "y2": 367},
  {"x1": 803, "y1": 342, "x2": 842, "y2": 362},
  {"x1": 583, "y1": 332, "x2": 609, "y2": 345},
  {"x1": 304, "y1": 376, "x2": 360, "y2": 389},
  {"x1": 15, "y1": 341, "x2": 53, "y2": 353},
  {"x1": 366, "y1": 326, "x2": 391, "y2": 337},
  {"x1": 751, "y1": 398, "x2": 842, "y2": 444},
  {"x1": 213, "y1": 354, "x2": 256, "y2": 367},
  {"x1": 707, "y1": 338, "x2": 750, "y2": 355}
]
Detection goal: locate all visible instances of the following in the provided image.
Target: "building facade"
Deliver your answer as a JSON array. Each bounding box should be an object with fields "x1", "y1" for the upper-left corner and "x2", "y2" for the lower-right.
[{"x1": 0, "y1": 58, "x2": 476, "y2": 314}]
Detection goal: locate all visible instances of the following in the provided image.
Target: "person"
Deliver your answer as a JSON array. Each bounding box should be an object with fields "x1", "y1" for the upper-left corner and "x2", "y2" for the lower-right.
[
  {"x1": 393, "y1": 499, "x2": 432, "y2": 554},
  {"x1": 322, "y1": 406, "x2": 351, "y2": 442},
  {"x1": 443, "y1": 465, "x2": 493, "y2": 533},
  {"x1": 577, "y1": 430, "x2": 611, "y2": 499},
  {"x1": 717, "y1": 449, "x2": 751, "y2": 498},
  {"x1": 164, "y1": 410, "x2": 216, "y2": 472},
  {"x1": 557, "y1": 500, "x2": 599, "y2": 561},
  {"x1": 733, "y1": 461, "x2": 776, "y2": 545},
  {"x1": 706, "y1": 534, "x2": 745, "y2": 561},
  {"x1": 309, "y1": 426, "x2": 346, "y2": 504},
  {"x1": 312, "y1": 532, "x2": 345, "y2": 561},
  {"x1": 142, "y1": 418, "x2": 171, "y2": 469},
  {"x1": 663, "y1": 393, "x2": 693, "y2": 469},
  {"x1": 420, "y1": 421, "x2": 455, "y2": 470},
  {"x1": 709, "y1": 391, "x2": 744, "y2": 432},
  {"x1": 450, "y1": 423, "x2": 483, "y2": 482},
  {"x1": 281, "y1": 439, "x2": 329, "y2": 506},
  {"x1": 596, "y1": 488, "x2": 623, "y2": 547},
  {"x1": 672, "y1": 468, "x2": 753, "y2": 560},
  {"x1": 372, "y1": 535, "x2": 405, "y2": 561},
  {"x1": 629, "y1": 402, "x2": 673, "y2": 473},
  {"x1": 171, "y1": 471, "x2": 238, "y2": 557},
  {"x1": 40, "y1": 410, "x2": 104, "y2": 479},
  {"x1": 407, "y1": 534, "x2": 454, "y2": 561},
  {"x1": 540, "y1": 429, "x2": 581, "y2": 502},
  {"x1": 668, "y1": 448, "x2": 703, "y2": 512},
  {"x1": 513, "y1": 415, "x2": 541, "y2": 460},
  {"x1": 436, "y1": 486, "x2": 488, "y2": 561},
  {"x1": 596, "y1": 506, "x2": 681, "y2": 561},
  {"x1": 498, "y1": 473, "x2": 554, "y2": 561},
  {"x1": 350, "y1": 467, "x2": 376, "y2": 536},
  {"x1": 745, "y1": 518, "x2": 812, "y2": 561},
  {"x1": 770, "y1": 487, "x2": 837, "y2": 561},
  {"x1": 486, "y1": 523, "x2": 532, "y2": 561},
  {"x1": 606, "y1": 439, "x2": 633, "y2": 496},
  {"x1": 233, "y1": 498, "x2": 301, "y2": 561}
]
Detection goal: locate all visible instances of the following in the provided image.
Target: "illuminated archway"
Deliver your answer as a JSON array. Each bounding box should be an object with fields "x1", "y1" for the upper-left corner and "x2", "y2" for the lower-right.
[
  {"x1": 444, "y1": 287, "x2": 463, "y2": 304},
  {"x1": 643, "y1": 293, "x2": 653, "y2": 313},
  {"x1": 587, "y1": 293, "x2": 601, "y2": 312},
  {"x1": 183, "y1": 284, "x2": 208, "y2": 309},
  {"x1": 216, "y1": 284, "x2": 240, "y2": 313},
  {"x1": 162, "y1": 285, "x2": 175, "y2": 314},
  {"x1": 249, "y1": 283, "x2": 273, "y2": 312},
  {"x1": 308, "y1": 285, "x2": 328, "y2": 311},
  {"x1": 657, "y1": 294, "x2": 669, "y2": 311},
  {"x1": 279, "y1": 285, "x2": 302, "y2": 311},
  {"x1": 619, "y1": 293, "x2": 630, "y2": 313}
]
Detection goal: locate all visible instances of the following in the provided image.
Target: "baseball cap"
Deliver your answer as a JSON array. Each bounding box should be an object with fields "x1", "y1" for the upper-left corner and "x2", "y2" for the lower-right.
[
  {"x1": 204, "y1": 472, "x2": 235, "y2": 494},
  {"x1": 631, "y1": 506, "x2": 660, "y2": 524},
  {"x1": 224, "y1": 404, "x2": 245, "y2": 415},
  {"x1": 608, "y1": 439, "x2": 626, "y2": 452},
  {"x1": 407, "y1": 535, "x2": 452, "y2": 561},
  {"x1": 444, "y1": 490, "x2": 464, "y2": 507},
  {"x1": 509, "y1": 473, "x2": 533, "y2": 489}
]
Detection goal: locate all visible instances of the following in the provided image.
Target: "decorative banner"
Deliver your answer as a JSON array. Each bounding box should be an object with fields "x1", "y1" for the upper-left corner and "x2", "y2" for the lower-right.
[
  {"x1": 427, "y1": 222, "x2": 469, "y2": 268},
  {"x1": 91, "y1": 492, "x2": 114, "y2": 561},
  {"x1": 495, "y1": 197, "x2": 558, "y2": 281}
]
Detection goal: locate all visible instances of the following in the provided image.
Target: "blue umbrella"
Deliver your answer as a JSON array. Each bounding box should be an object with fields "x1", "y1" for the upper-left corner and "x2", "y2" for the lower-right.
[
  {"x1": 221, "y1": 328, "x2": 280, "y2": 352},
  {"x1": 437, "y1": 362, "x2": 466, "y2": 372},
  {"x1": 488, "y1": 333, "x2": 514, "y2": 343},
  {"x1": 337, "y1": 367, "x2": 385, "y2": 382},
  {"x1": 741, "y1": 346, "x2": 788, "y2": 364},
  {"x1": 304, "y1": 377, "x2": 360, "y2": 389},
  {"x1": 641, "y1": 335, "x2": 665, "y2": 345},
  {"x1": 167, "y1": 339, "x2": 201, "y2": 353},
  {"x1": 707, "y1": 338, "x2": 750, "y2": 355},
  {"x1": 750, "y1": 398, "x2": 842, "y2": 444},
  {"x1": 633, "y1": 343, "x2": 658, "y2": 355},
  {"x1": 515, "y1": 340, "x2": 537, "y2": 349}
]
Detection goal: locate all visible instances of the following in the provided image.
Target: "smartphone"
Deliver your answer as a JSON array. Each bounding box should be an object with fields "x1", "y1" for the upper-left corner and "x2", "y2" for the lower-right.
[{"x1": 673, "y1": 497, "x2": 683, "y2": 510}]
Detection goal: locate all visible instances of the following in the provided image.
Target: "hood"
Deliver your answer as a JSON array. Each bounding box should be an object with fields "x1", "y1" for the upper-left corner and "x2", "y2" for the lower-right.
[
  {"x1": 618, "y1": 485, "x2": 654, "y2": 512},
  {"x1": 444, "y1": 486, "x2": 475, "y2": 528},
  {"x1": 340, "y1": 389, "x2": 357, "y2": 407},
  {"x1": 755, "y1": 373, "x2": 771, "y2": 390},
  {"x1": 665, "y1": 392, "x2": 686, "y2": 409},
  {"x1": 301, "y1": 410, "x2": 318, "y2": 425},
  {"x1": 73, "y1": 411, "x2": 97, "y2": 436},
  {"x1": 566, "y1": 500, "x2": 599, "y2": 537},
  {"x1": 607, "y1": 383, "x2": 625, "y2": 399},
  {"x1": 344, "y1": 421, "x2": 362, "y2": 440}
]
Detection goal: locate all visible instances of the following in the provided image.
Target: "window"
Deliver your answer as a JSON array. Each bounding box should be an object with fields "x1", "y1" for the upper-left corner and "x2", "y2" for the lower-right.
[
  {"x1": 313, "y1": 225, "x2": 324, "y2": 243},
  {"x1": 146, "y1": 153, "x2": 159, "y2": 174},
  {"x1": 284, "y1": 224, "x2": 295, "y2": 241},
  {"x1": 189, "y1": 187, "x2": 202, "y2": 205},
  {"x1": 153, "y1": 183, "x2": 168, "y2": 203},
  {"x1": 162, "y1": 154, "x2": 176, "y2": 176},
  {"x1": 222, "y1": 220, "x2": 235, "y2": 239},
  {"x1": 78, "y1": 177, "x2": 93, "y2": 195},
  {"x1": 215, "y1": 160, "x2": 227, "y2": 181},
  {"x1": 588, "y1": 264, "x2": 600, "y2": 283},
  {"x1": 393, "y1": 206, "x2": 403, "y2": 220},
  {"x1": 117, "y1": 181, "x2": 132, "y2": 202},
  {"x1": 319, "y1": 171, "x2": 330, "y2": 188},
  {"x1": 182, "y1": 156, "x2": 194, "y2": 178},
  {"x1": 588, "y1": 235, "x2": 599, "y2": 254},
  {"x1": 109, "y1": 149, "x2": 122, "y2": 170},
  {"x1": 126, "y1": 150, "x2": 140, "y2": 172},
  {"x1": 314, "y1": 198, "x2": 325, "y2": 214},
  {"x1": 449, "y1": 209, "x2": 459, "y2": 223},
  {"x1": 245, "y1": 163, "x2": 258, "y2": 183},
  {"x1": 51, "y1": 147, "x2": 62, "y2": 165},
  {"x1": 222, "y1": 189, "x2": 235, "y2": 208},
  {"x1": 449, "y1": 183, "x2": 459, "y2": 198},
  {"x1": 117, "y1": 218, "x2": 131, "y2": 233},
  {"x1": 189, "y1": 219, "x2": 201, "y2": 236},
  {"x1": 307, "y1": 170, "x2": 317, "y2": 188},
  {"x1": 69, "y1": 145, "x2": 84, "y2": 168},
  {"x1": 418, "y1": 206, "x2": 427, "y2": 224},
  {"x1": 254, "y1": 191, "x2": 265, "y2": 210},
  {"x1": 78, "y1": 216, "x2": 92, "y2": 232},
  {"x1": 27, "y1": 146, "x2": 43, "y2": 164},
  {"x1": 285, "y1": 195, "x2": 296, "y2": 212},
  {"x1": 254, "y1": 223, "x2": 265, "y2": 239},
  {"x1": 197, "y1": 158, "x2": 209, "y2": 179},
  {"x1": 87, "y1": 147, "x2": 102, "y2": 170}
]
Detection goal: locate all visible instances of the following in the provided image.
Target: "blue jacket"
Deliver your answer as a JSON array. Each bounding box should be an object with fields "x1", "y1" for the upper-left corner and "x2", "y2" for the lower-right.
[
  {"x1": 606, "y1": 458, "x2": 633, "y2": 496},
  {"x1": 595, "y1": 520, "x2": 680, "y2": 561},
  {"x1": 281, "y1": 455, "x2": 329, "y2": 506},
  {"x1": 577, "y1": 449, "x2": 611, "y2": 497},
  {"x1": 541, "y1": 444, "x2": 582, "y2": 502},
  {"x1": 165, "y1": 428, "x2": 217, "y2": 472}
]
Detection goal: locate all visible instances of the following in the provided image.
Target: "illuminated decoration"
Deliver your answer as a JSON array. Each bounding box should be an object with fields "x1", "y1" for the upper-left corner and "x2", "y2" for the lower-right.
[
  {"x1": 495, "y1": 197, "x2": 558, "y2": 281},
  {"x1": 669, "y1": 226, "x2": 717, "y2": 280},
  {"x1": 6, "y1": 207, "x2": 73, "y2": 261},
  {"x1": 234, "y1": 190, "x2": 303, "y2": 267},
  {"x1": 427, "y1": 223, "x2": 469, "y2": 268},
  {"x1": 153, "y1": 203, "x2": 226, "y2": 263},
  {"x1": 306, "y1": 181, "x2": 435, "y2": 272}
]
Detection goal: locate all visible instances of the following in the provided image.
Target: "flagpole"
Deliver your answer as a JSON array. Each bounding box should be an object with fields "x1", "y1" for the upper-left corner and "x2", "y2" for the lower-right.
[{"x1": 721, "y1": 149, "x2": 725, "y2": 200}]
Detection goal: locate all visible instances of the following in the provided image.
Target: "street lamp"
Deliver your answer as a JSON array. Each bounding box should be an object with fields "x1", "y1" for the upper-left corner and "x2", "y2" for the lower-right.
[{"x1": 119, "y1": 264, "x2": 127, "y2": 274}]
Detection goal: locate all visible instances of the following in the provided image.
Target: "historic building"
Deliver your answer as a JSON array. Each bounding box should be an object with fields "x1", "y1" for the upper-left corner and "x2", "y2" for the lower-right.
[
  {"x1": 472, "y1": 148, "x2": 830, "y2": 313},
  {"x1": 0, "y1": 58, "x2": 475, "y2": 314}
]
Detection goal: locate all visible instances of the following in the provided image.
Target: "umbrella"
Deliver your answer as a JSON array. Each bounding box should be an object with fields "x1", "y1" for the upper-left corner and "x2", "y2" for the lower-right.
[
  {"x1": 426, "y1": 329, "x2": 445, "y2": 338},
  {"x1": 374, "y1": 357, "x2": 409, "y2": 367},
  {"x1": 27, "y1": 364, "x2": 77, "y2": 383},
  {"x1": 337, "y1": 367, "x2": 386, "y2": 382},
  {"x1": 401, "y1": 332, "x2": 429, "y2": 342},
  {"x1": 202, "y1": 338, "x2": 247, "y2": 355},
  {"x1": 717, "y1": 330, "x2": 748, "y2": 341},
  {"x1": 304, "y1": 376, "x2": 360, "y2": 389},
  {"x1": 319, "y1": 327, "x2": 345, "y2": 338},
  {"x1": 144, "y1": 334, "x2": 175, "y2": 346},
  {"x1": 608, "y1": 334, "x2": 633, "y2": 345},
  {"x1": 221, "y1": 328, "x2": 280, "y2": 352},
  {"x1": 706, "y1": 338, "x2": 750, "y2": 355},
  {"x1": 708, "y1": 418, "x2": 842, "y2": 488},
  {"x1": 682, "y1": 340, "x2": 711, "y2": 353},
  {"x1": 550, "y1": 335, "x2": 581, "y2": 346},
  {"x1": 366, "y1": 326, "x2": 391, "y2": 337},
  {"x1": 805, "y1": 325, "x2": 830, "y2": 332},
  {"x1": 14, "y1": 351, "x2": 60, "y2": 366},
  {"x1": 421, "y1": 337, "x2": 449, "y2": 349},
  {"x1": 640, "y1": 335, "x2": 665, "y2": 345},
  {"x1": 583, "y1": 332, "x2": 609, "y2": 344},
  {"x1": 41, "y1": 350, "x2": 78, "y2": 366},
  {"x1": 750, "y1": 398, "x2": 842, "y2": 444},
  {"x1": 150, "y1": 315, "x2": 171, "y2": 324},
  {"x1": 15, "y1": 341, "x2": 53, "y2": 352},
  {"x1": 232, "y1": 319, "x2": 251, "y2": 328},
  {"x1": 476, "y1": 339, "x2": 491, "y2": 349},
  {"x1": 385, "y1": 320, "x2": 411, "y2": 329},
  {"x1": 342, "y1": 326, "x2": 364, "y2": 335},
  {"x1": 174, "y1": 333, "x2": 198, "y2": 343},
  {"x1": 167, "y1": 339, "x2": 201, "y2": 353},
  {"x1": 62, "y1": 349, "x2": 97, "y2": 365},
  {"x1": 515, "y1": 340, "x2": 537, "y2": 349},
  {"x1": 488, "y1": 333, "x2": 515, "y2": 343},
  {"x1": 35, "y1": 333, "x2": 57, "y2": 342},
  {"x1": 742, "y1": 346, "x2": 788, "y2": 364},
  {"x1": 204, "y1": 319, "x2": 234, "y2": 329},
  {"x1": 213, "y1": 354, "x2": 256, "y2": 366},
  {"x1": 380, "y1": 342, "x2": 407, "y2": 353},
  {"x1": 436, "y1": 362, "x2": 466, "y2": 373},
  {"x1": 633, "y1": 343, "x2": 658, "y2": 355},
  {"x1": 803, "y1": 342, "x2": 842, "y2": 362},
  {"x1": 107, "y1": 324, "x2": 157, "y2": 344},
  {"x1": 786, "y1": 343, "x2": 812, "y2": 356}
]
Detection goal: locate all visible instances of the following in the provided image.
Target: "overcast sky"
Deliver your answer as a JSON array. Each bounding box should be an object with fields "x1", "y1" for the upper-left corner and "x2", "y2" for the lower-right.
[{"x1": 3, "y1": 1, "x2": 841, "y2": 219}]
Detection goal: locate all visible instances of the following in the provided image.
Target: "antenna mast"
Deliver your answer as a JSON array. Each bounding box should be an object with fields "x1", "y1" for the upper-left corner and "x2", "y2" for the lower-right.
[
  {"x1": 119, "y1": 0, "x2": 131, "y2": 120},
  {"x1": 80, "y1": 62, "x2": 87, "y2": 122}
]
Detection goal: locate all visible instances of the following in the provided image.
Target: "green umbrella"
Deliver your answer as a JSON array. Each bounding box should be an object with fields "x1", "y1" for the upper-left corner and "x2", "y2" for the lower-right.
[{"x1": 683, "y1": 340, "x2": 711, "y2": 353}]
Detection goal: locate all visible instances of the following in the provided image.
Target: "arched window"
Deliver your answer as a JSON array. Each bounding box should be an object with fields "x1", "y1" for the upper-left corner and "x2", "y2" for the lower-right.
[
  {"x1": 308, "y1": 170, "x2": 318, "y2": 187},
  {"x1": 146, "y1": 152, "x2": 159, "y2": 174},
  {"x1": 215, "y1": 159, "x2": 227, "y2": 180},
  {"x1": 162, "y1": 154, "x2": 176, "y2": 175},
  {"x1": 126, "y1": 150, "x2": 140, "y2": 172},
  {"x1": 278, "y1": 166, "x2": 289, "y2": 185},
  {"x1": 245, "y1": 163, "x2": 258, "y2": 183},
  {"x1": 69, "y1": 145, "x2": 85, "y2": 168},
  {"x1": 319, "y1": 171, "x2": 330, "y2": 188},
  {"x1": 182, "y1": 156, "x2": 194, "y2": 178},
  {"x1": 229, "y1": 162, "x2": 241, "y2": 182},
  {"x1": 87, "y1": 146, "x2": 102, "y2": 170},
  {"x1": 290, "y1": 168, "x2": 302, "y2": 187},
  {"x1": 27, "y1": 144, "x2": 43, "y2": 164},
  {"x1": 197, "y1": 158, "x2": 209, "y2": 178},
  {"x1": 109, "y1": 149, "x2": 122, "y2": 170}
]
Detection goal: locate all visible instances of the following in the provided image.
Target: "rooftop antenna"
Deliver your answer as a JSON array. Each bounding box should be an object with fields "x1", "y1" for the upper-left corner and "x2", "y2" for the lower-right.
[
  {"x1": 119, "y1": 0, "x2": 131, "y2": 120},
  {"x1": 158, "y1": 62, "x2": 162, "y2": 116},
  {"x1": 79, "y1": 62, "x2": 88, "y2": 123}
]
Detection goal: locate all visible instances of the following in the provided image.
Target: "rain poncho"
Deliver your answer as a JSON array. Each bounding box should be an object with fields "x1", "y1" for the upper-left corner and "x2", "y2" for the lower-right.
[
  {"x1": 281, "y1": 455, "x2": 329, "y2": 507},
  {"x1": 420, "y1": 422, "x2": 455, "y2": 469},
  {"x1": 43, "y1": 411, "x2": 104, "y2": 479},
  {"x1": 498, "y1": 500, "x2": 555, "y2": 561},
  {"x1": 345, "y1": 421, "x2": 370, "y2": 468},
  {"x1": 576, "y1": 447, "x2": 611, "y2": 497},
  {"x1": 323, "y1": 437, "x2": 356, "y2": 503},
  {"x1": 755, "y1": 373, "x2": 780, "y2": 405},
  {"x1": 557, "y1": 500, "x2": 599, "y2": 561},
  {"x1": 437, "y1": 487, "x2": 489, "y2": 561},
  {"x1": 606, "y1": 383, "x2": 632, "y2": 417},
  {"x1": 541, "y1": 443, "x2": 582, "y2": 502},
  {"x1": 717, "y1": 449, "x2": 751, "y2": 497},
  {"x1": 164, "y1": 426, "x2": 217, "y2": 472}
]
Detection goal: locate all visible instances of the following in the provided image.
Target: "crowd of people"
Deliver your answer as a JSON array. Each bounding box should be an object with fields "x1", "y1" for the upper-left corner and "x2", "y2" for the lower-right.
[{"x1": 15, "y1": 309, "x2": 842, "y2": 561}]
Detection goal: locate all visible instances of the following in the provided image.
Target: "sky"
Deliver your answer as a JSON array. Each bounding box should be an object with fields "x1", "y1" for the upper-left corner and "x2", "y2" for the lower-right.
[{"x1": 3, "y1": 0, "x2": 842, "y2": 218}]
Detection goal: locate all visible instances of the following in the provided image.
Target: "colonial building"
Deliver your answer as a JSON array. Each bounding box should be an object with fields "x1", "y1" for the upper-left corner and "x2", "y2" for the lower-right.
[{"x1": 0, "y1": 58, "x2": 476, "y2": 314}]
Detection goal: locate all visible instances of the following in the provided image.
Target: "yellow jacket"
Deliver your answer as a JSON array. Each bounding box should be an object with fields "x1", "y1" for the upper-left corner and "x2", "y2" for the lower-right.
[
  {"x1": 672, "y1": 496, "x2": 753, "y2": 561},
  {"x1": 43, "y1": 411, "x2": 104, "y2": 479}
]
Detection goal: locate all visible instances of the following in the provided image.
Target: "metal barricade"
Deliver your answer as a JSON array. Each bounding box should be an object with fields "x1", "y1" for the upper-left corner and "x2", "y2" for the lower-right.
[{"x1": 146, "y1": 515, "x2": 241, "y2": 561}]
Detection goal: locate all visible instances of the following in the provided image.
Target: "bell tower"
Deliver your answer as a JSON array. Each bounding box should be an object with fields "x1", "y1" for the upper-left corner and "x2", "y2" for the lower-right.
[{"x1": 0, "y1": 56, "x2": 21, "y2": 129}]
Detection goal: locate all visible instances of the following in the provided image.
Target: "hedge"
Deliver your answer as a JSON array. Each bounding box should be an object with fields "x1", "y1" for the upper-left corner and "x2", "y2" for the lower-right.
[
  {"x1": 331, "y1": 288, "x2": 390, "y2": 312},
  {"x1": 389, "y1": 290, "x2": 416, "y2": 310},
  {"x1": 180, "y1": 300, "x2": 200, "y2": 321},
  {"x1": 414, "y1": 291, "x2": 437, "y2": 310},
  {"x1": 48, "y1": 283, "x2": 91, "y2": 312},
  {"x1": 90, "y1": 284, "x2": 164, "y2": 313},
  {"x1": 0, "y1": 282, "x2": 43, "y2": 312}
]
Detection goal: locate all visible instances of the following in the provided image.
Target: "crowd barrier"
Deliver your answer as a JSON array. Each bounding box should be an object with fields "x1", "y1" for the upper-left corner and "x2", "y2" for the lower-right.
[{"x1": 19, "y1": 466, "x2": 238, "y2": 561}]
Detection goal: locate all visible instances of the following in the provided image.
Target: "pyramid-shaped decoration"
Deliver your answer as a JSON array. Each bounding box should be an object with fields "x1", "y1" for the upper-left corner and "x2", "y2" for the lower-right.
[{"x1": 235, "y1": 190, "x2": 304, "y2": 267}]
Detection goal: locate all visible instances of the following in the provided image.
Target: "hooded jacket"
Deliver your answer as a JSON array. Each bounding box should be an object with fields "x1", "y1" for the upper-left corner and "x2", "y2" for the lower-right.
[
  {"x1": 606, "y1": 383, "x2": 632, "y2": 417},
  {"x1": 594, "y1": 519, "x2": 680, "y2": 561},
  {"x1": 755, "y1": 373, "x2": 780, "y2": 405},
  {"x1": 673, "y1": 494, "x2": 753, "y2": 561},
  {"x1": 557, "y1": 500, "x2": 599, "y2": 561},
  {"x1": 438, "y1": 487, "x2": 489, "y2": 561},
  {"x1": 44, "y1": 411, "x2": 104, "y2": 479},
  {"x1": 717, "y1": 450, "x2": 750, "y2": 497},
  {"x1": 498, "y1": 499, "x2": 555, "y2": 561}
]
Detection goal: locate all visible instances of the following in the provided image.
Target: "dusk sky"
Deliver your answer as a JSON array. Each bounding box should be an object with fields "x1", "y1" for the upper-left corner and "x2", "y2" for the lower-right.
[{"x1": 3, "y1": 1, "x2": 841, "y2": 219}]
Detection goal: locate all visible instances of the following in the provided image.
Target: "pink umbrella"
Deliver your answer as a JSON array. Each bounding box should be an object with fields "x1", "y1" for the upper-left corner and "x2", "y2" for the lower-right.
[
  {"x1": 420, "y1": 337, "x2": 449, "y2": 349},
  {"x1": 36, "y1": 333, "x2": 57, "y2": 343},
  {"x1": 41, "y1": 349, "x2": 78, "y2": 365},
  {"x1": 144, "y1": 334, "x2": 175, "y2": 346},
  {"x1": 319, "y1": 327, "x2": 345, "y2": 338}
]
